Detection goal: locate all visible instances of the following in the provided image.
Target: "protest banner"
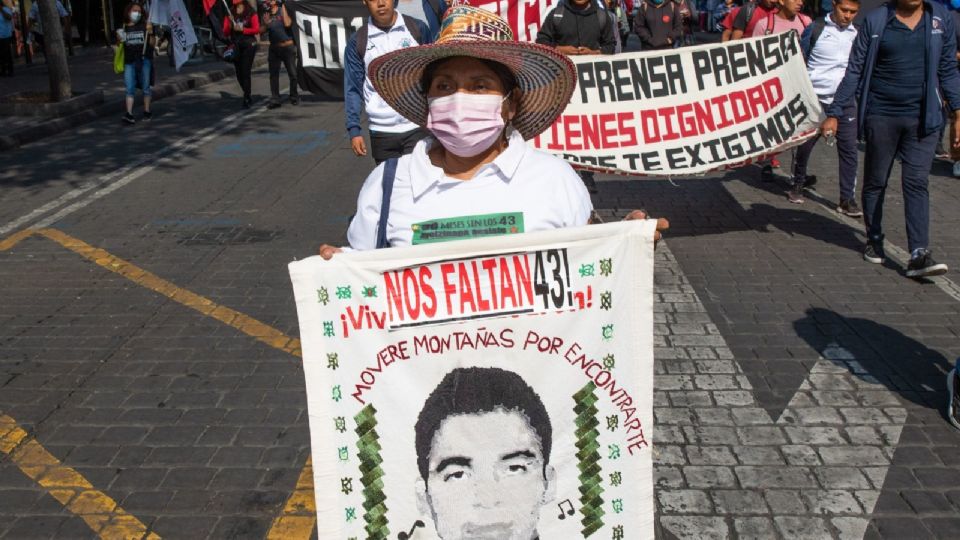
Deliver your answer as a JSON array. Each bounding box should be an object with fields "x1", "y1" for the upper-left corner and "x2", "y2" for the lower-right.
[
  {"x1": 532, "y1": 32, "x2": 824, "y2": 176},
  {"x1": 287, "y1": 0, "x2": 557, "y2": 97},
  {"x1": 289, "y1": 220, "x2": 657, "y2": 539},
  {"x1": 150, "y1": 0, "x2": 198, "y2": 71}
]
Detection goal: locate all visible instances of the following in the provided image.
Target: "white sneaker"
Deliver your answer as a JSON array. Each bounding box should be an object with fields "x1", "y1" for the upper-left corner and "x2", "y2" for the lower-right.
[{"x1": 952, "y1": 161, "x2": 960, "y2": 177}]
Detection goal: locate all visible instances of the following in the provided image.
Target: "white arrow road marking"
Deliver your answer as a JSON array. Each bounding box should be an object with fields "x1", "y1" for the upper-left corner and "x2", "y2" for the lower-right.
[{"x1": 653, "y1": 245, "x2": 905, "y2": 539}]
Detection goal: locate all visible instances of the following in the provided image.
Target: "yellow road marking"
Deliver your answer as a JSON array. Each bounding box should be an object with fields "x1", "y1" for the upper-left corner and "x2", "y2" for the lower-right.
[
  {"x1": 0, "y1": 229, "x2": 34, "y2": 252},
  {"x1": 37, "y1": 228, "x2": 302, "y2": 358},
  {"x1": 266, "y1": 456, "x2": 316, "y2": 540},
  {"x1": 0, "y1": 413, "x2": 159, "y2": 539},
  {"x1": 8, "y1": 228, "x2": 316, "y2": 536}
]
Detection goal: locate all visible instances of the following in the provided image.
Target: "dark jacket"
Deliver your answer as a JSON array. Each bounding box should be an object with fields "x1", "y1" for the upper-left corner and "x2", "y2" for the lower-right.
[
  {"x1": 535, "y1": 0, "x2": 618, "y2": 54},
  {"x1": 827, "y1": 0, "x2": 960, "y2": 138},
  {"x1": 634, "y1": 0, "x2": 682, "y2": 50}
]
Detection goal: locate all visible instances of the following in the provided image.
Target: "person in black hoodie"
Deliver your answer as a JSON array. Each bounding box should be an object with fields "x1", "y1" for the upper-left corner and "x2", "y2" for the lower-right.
[
  {"x1": 536, "y1": 0, "x2": 617, "y2": 56},
  {"x1": 634, "y1": 0, "x2": 682, "y2": 50},
  {"x1": 536, "y1": 0, "x2": 616, "y2": 193}
]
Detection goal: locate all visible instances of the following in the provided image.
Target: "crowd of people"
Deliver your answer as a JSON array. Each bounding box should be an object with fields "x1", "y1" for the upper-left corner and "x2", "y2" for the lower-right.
[
  {"x1": 0, "y1": 0, "x2": 75, "y2": 76},
  {"x1": 327, "y1": 0, "x2": 960, "y2": 428},
  {"x1": 340, "y1": 0, "x2": 959, "y2": 279}
]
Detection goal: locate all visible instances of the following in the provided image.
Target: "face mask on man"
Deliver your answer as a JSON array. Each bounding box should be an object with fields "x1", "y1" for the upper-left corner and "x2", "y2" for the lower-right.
[
  {"x1": 130, "y1": 11, "x2": 142, "y2": 22},
  {"x1": 427, "y1": 93, "x2": 507, "y2": 158}
]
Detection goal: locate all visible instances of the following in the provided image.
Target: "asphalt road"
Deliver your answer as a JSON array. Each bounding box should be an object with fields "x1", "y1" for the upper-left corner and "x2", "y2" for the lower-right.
[{"x1": 3, "y1": 62, "x2": 960, "y2": 539}]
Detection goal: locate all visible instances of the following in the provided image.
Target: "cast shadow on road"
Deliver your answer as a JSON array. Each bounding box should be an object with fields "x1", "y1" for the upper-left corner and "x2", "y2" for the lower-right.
[
  {"x1": 0, "y1": 91, "x2": 316, "y2": 195},
  {"x1": 793, "y1": 307, "x2": 957, "y2": 420},
  {"x1": 594, "y1": 168, "x2": 871, "y2": 257}
]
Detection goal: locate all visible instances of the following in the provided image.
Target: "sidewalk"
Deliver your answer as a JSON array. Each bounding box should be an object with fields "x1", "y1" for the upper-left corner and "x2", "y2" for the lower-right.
[{"x1": 0, "y1": 45, "x2": 266, "y2": 151}]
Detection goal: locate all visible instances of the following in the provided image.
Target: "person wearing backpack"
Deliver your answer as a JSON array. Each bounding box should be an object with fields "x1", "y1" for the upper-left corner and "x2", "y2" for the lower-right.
[
  {"x1": 536, "y1": 0, "x2": 618, "y2": 55},
  {"x1": 730, "y1": 0, "x2": 778, "y2": 40},
  {"x1": 788, "y1": 0, "x2": 860, "y2": 208},
  {"x1": 718, "y1": 0, "x2": 742, "y2": 40},
  {"x1": 751, "y1": 0, "x2": 809, "y2": 34},
  {"x1": 634, "y1": 0, "x2": 683, "y2": 50},
  {"x1": 395, "y1": 0, "x2": 448, "y2": 39},
  {"x1": 536, "y1": 0, "x2": 617, "y2": 192},
  {"x1": 344, "y1": 0, "x2": 432, "y2": 164}
]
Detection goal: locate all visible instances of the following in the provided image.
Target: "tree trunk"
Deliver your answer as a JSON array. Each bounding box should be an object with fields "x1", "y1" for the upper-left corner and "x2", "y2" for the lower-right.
[{"x1": 37, "y1": 0, "x2": 72, "y2": 101}]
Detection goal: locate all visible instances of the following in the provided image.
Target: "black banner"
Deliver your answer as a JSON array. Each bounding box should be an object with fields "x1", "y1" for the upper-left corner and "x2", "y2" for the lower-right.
[{"x1": 289, "y1": 0, "x2": 367, "y2": 98}]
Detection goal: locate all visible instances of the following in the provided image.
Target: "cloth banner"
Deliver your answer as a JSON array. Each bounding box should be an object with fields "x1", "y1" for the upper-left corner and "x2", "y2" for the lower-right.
[
  {"x1": 287, "y1": 0, "x2": 558, "y2": 98},
  {"x1": 532, "y1": 32, "x2": 823, "y2": 176},
  {"x1": 289, "y1": 220, "x2": 657, "y2": 540},
  {"x1": 149, "y1": 0, "x2": 199, "y2": 71},
  {"x1": 289, "y1": 0, "x2": 366, "y2": 97}
]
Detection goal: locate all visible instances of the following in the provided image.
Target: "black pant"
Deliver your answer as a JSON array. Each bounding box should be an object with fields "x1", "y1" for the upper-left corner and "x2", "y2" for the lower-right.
[
  {"x1": 863, "y1": 115, "x2": 937, "y2": 253},
  {"x1": 234, "y1": 40, "x2": 257, "y2": 99},
  {"x1": 0, "y1": 37, "x2": 12, "y2": 75},
  {"x1": 268, "y1": 43, "x2": 298, "y2": 99},
  {"x1": 793, "y1": 100, "x2": 858, "y2": 201},
  {"x1": 369, "y1": 128, "x2": 430, "y2": 164}
]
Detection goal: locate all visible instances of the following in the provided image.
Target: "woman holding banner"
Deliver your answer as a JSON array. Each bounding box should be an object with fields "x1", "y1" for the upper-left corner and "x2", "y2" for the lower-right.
[
  {"x1": 318, "y1": 5, "x2": 667, "y2": 257},
  {"x1": 224, "y1": 0, "x2": 259, "y2": 108}
]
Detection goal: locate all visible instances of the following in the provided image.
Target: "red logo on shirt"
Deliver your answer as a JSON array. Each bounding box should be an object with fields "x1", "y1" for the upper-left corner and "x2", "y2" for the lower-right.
[{"x1": 662, "y1": 15, "x2": 671, "y2": 23}]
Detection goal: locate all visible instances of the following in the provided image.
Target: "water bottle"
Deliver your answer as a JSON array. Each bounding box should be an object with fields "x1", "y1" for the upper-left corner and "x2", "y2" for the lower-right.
[{"x1": 823, "y1": 131, "x2": 836, "y2": 147}]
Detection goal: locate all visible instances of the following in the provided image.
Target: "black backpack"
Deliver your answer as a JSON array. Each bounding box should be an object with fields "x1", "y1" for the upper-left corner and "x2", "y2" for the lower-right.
[
  {"x1": 354, "y1": 13, "x2": 426, "y2": 59},
  {"x1": 805, "y1": 16, "x2": 827, "y2": 60},
  {"x1": 553, "y1": 3, "x2": 617, "y2": 42}
]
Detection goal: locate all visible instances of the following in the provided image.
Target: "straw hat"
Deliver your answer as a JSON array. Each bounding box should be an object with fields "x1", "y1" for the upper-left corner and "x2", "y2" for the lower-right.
[{"x1": 368, "y1": 5, "x2": 576, "y2": 140}]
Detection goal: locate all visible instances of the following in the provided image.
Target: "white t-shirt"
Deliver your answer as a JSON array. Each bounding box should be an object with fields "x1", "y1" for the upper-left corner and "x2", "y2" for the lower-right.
[{"x1": 346, "y1": 130, "x2": 594, "y2": 250}]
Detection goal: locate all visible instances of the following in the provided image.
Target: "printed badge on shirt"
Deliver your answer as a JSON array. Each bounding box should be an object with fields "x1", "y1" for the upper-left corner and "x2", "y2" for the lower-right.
[{"x1": 411, "y1": 212, "x2": 524, "y2": 245}]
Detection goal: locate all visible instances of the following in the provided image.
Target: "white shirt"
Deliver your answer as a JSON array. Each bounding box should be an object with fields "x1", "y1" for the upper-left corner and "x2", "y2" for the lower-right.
[
  {"x1": 347, "y1": 130, "x2": 594, "y2": 250},
  {"x1": 806, "y1": 14, "x2": 857, "y2": 104},
  {"x1": 363, "y1": 14, "x2": 420, "y2": 134}
]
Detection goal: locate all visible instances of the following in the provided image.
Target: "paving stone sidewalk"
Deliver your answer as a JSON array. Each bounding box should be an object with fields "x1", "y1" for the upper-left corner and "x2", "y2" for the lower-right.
[{"x1": 652, "y1": 244, "x2": 909, "y2": 539}]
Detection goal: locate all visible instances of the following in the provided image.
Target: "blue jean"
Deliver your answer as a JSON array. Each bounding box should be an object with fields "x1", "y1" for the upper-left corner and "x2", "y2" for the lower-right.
[
  {"x1": 123, "y1": 59, "x2": 152, "y2": 97},
  {"x1": 862, "y1": 115, "x2": 937, "y2": 253}
]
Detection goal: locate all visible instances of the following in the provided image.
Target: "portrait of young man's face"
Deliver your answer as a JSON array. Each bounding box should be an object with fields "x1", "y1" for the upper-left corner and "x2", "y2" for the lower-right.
[{"x1": 416, "y1": 408, "x2": 555, "y2": 540}]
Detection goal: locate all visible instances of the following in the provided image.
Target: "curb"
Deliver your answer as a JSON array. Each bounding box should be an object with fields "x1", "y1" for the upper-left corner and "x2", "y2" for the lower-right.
[{"x1": 0, "y1": 57, "x2": 269, "y2": 152}]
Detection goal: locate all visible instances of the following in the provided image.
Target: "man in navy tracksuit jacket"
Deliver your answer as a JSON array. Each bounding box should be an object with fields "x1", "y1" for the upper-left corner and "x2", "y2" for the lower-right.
[{"x1": 823, "y1": 0, "x2": 960, "y2": 278}]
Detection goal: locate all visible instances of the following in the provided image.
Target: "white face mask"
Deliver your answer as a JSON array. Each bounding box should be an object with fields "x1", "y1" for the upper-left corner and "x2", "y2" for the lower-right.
[{"x1": 130, "y1": 11, "x2": 142, "y2": 22}]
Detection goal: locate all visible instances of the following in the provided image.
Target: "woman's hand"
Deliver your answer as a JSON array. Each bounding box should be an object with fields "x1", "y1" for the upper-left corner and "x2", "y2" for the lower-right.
[
  {"x1": 318, "y1": 244, "x2": 342, "y2": 260},
  {"x1": 623, "y1": 209, "x2": 670, "y2": 244}
]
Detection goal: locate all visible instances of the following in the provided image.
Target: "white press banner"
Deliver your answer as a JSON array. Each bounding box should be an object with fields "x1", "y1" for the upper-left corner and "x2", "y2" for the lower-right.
[
  {"x1": 289, "y1": 220, "x2": 657, "y2": 539},
  {"x1": 532, "y1": 33, "x2": 823, "y2": 176}
]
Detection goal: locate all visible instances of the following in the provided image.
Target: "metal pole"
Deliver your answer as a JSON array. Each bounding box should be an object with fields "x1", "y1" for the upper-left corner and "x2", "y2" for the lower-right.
[{"x1": 18, "y1": 0, "x2": 32, "y2": 63}]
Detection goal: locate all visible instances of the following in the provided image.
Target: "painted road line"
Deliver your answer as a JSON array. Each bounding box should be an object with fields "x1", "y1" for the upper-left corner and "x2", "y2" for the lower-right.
[
  {"x1": 0, "y1": 94, "x2": 278, "y2": 237},
  {"x1": 37, "y1": 228, "x2": 302, "y2": 358},
  {"x1": 0, "y1": 413, "x2": 160, "y2": 539},
  {"x1": 266, "y1": 456, "x2": 316, "y2": 540},
  {"x1": 34, "y1": 228, "x2": 317, "y2": 535},
  {"x1": 0, "y1": 228, "x2": 34, "y2": 252}
]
